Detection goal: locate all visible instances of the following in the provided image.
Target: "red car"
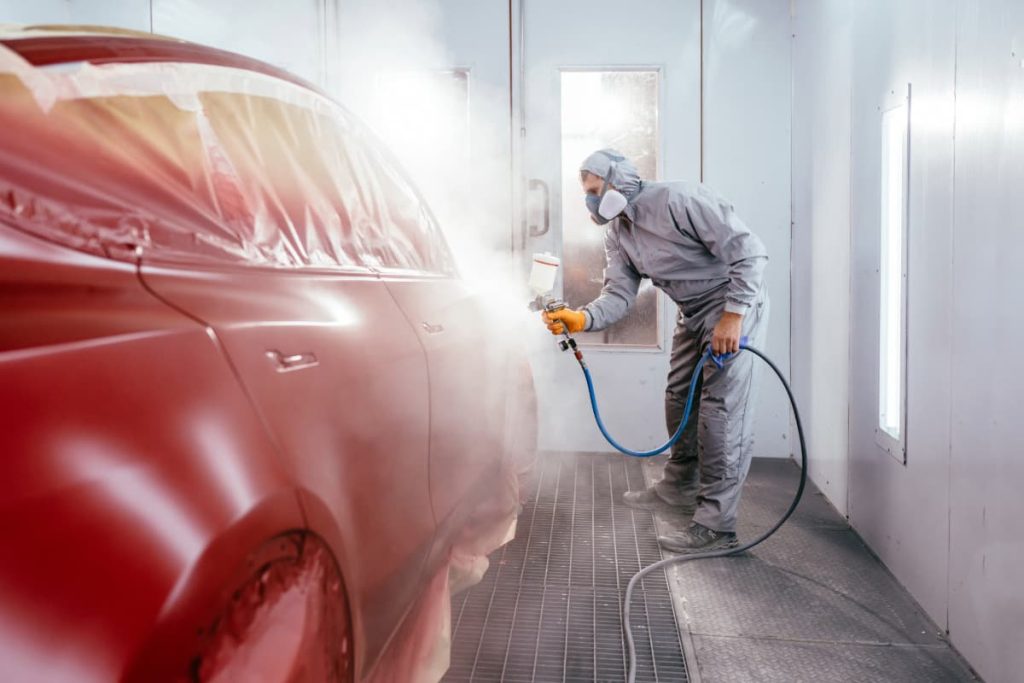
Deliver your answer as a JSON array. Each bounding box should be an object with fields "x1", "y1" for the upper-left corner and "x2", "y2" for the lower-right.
[{"x1": 0, "y1": 26, "x2": 536, "y2": 682}]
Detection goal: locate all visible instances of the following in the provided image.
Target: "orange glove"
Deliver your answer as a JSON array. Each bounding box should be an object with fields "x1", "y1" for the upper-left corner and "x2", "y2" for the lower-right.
[{"x1": 541, "y1": 308, "x2": 587, "y2": 335}]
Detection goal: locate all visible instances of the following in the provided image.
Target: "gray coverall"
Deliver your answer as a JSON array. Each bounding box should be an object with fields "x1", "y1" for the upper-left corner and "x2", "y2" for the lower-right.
[{"x1": 582, "y1": 180, "x2": 769, "y2": 533}]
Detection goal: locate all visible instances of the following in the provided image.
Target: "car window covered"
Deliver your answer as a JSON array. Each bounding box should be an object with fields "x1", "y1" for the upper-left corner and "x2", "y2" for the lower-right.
[
  {"x1": 0, "y1": 48, "x2": 455, "y2": 274},
  {"x1": 198, "y1": 91, "x2": 453, "y2": 273}
]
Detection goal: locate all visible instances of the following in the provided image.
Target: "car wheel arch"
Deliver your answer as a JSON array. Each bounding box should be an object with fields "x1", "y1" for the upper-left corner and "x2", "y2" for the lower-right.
[{"x1": 122, "y1": 489, "x2": 355, "y2": 682}]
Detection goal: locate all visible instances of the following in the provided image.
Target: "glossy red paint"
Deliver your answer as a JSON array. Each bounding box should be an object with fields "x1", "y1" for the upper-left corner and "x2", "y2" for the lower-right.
[
  {"x1": 0, "y1": 227, "x2": 306, "y2": 681},
  {"x1": 0, "y1": 29, "x2": 534, "y2": 683},
  {"x1": 138, "y1": 263, "x2": 437, "y2": 676}
]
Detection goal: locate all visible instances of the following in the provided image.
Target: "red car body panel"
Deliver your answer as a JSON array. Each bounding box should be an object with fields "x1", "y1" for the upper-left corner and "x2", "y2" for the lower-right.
[
  {"x1": 0, "y1": 29, "x2": 532, "y2": 682},
  {"x1": 0, "y1": 227, "x2": 305, "y2": 681},
  {"x1": 381, "y1": 278, "x2": 509, "y2": 528},
  {"x1": 138, "y1": 263, "x2": 437, "y2": 668}
]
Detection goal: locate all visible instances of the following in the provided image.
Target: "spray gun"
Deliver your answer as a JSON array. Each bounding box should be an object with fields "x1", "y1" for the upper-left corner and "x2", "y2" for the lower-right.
[
  {"x1": 527, "y1": 253, "x2": 582, "y2": 358},
  {"x1": 531, "y1": 295, "x2": 579, "y2": 354}
]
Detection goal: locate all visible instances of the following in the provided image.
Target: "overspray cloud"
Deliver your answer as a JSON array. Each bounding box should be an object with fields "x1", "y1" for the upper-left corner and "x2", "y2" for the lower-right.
[{"x1": 328, "y1": 0, "x2": 547, "y2": 344}]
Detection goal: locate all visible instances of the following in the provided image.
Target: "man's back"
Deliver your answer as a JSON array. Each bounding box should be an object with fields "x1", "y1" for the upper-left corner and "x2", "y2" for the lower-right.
[{"x1": 603, "y1": 179, "x2": 767, "y2": 324}]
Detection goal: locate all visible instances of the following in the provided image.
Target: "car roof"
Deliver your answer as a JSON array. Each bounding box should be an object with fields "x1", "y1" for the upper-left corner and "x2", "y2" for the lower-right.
[{"x1": 0, "y1": 24, "x2": 321, "y2": 95}]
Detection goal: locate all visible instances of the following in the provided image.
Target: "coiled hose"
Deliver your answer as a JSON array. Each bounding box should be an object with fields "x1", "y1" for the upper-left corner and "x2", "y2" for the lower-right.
[{"x1": 574, "y1": 343, "x2": 807, "y2": 683}]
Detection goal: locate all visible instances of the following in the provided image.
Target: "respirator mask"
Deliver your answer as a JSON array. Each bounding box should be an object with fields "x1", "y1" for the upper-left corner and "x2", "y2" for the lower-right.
[{"x1": 585, "y1": 173, "x2": 628, "y2": 225}]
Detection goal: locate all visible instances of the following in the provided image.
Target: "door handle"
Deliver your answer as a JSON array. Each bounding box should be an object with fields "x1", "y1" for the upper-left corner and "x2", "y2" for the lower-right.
[
  {"x1": 265, "y1": 349, "x2": 319, "y2": 372},
  {"x1": 421, "y1": 322, "x2": 444, "y2": 335},
  {"x1": 528, "y1": 178, "x2": 550, "y2": 238}
]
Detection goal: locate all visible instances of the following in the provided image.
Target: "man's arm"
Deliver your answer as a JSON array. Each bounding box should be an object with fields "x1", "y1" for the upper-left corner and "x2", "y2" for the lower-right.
[{"x1": 582, "y1": 226, "x2": 642, "y2": 331}]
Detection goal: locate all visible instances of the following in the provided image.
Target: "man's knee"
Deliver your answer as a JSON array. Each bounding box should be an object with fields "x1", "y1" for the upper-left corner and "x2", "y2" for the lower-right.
[{"x1": 700, "y1": 453, "x2": 739, "y2": 480}]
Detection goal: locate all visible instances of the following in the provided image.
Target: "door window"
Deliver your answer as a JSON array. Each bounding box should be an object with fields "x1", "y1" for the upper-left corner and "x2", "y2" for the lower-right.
[
  {"x1": 198, "y1": 91, "x2": 455, "y2": 274},
  {"x1": 560, "y1": 70, "x2": 660, "y2": 346}
]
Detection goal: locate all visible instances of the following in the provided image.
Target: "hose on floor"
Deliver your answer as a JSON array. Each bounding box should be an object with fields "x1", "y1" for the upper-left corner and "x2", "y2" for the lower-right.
[{"x1": 573, "y1": 343, "x2": 807, "y2": 682}]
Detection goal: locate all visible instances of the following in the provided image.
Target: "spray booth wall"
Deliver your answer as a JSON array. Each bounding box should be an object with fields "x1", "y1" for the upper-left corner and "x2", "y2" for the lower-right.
[{"x1": 792, "y1": 1, "x2": 1024, "y2": 681}]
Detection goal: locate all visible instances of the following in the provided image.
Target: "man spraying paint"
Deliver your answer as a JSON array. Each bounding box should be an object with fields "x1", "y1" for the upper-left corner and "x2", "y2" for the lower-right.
[{"x1": 540, "y1": 149, "x2": 770, "y2": 553}]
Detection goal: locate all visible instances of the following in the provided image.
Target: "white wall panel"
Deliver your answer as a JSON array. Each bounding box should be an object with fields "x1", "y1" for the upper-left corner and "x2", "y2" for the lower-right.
[
  {"x1": 62, "y1": 0, "x2": 150, "y2": 30},
  {"x1": 847, "y1": 0, "x2": 956, "y2": 631},
  {"x1": 152, "y1": 0, "x2": 326, "y2": 86},
  {"x1": 0, "y1": 0, "x2": 70, "y2": 25},
  {"x1": 948, "y1": 2, "x2": 1024, "y2": 681},
  {"x1": 704, "y1": 0, "x2": 792, "y2": 459},
  {"x1": 797, "y1": 0, "x2": 1023, "y2": 679},
  {"x1": 791, "y1": 0, "x2": 852, "y2": 511},
  {"x1": 0, "y1": 0, "x2": 150, "y2": 31}
]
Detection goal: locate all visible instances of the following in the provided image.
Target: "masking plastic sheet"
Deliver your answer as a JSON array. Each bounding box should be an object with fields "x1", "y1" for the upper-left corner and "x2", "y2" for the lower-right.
[{"x1": 0, "y1": 42, "x2": 454, "y2": 274}]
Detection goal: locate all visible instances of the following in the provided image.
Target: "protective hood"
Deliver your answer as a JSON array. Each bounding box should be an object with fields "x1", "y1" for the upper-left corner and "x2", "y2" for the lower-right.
[{"x1": 579, "y1": 148, "x2": 642, "y2": 200}]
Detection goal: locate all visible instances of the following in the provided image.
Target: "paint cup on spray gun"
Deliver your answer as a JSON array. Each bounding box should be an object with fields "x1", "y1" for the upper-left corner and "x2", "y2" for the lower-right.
[
  {"x1": 527, "y1": 254, "x2": 579, "y2": 353},
  {"x1": 528, "y1": 252, "x2": 560, "y2": 302}
]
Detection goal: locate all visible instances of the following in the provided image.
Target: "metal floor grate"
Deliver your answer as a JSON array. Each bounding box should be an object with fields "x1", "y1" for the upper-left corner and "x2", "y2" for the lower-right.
[{"x1": 443, "y1": 452, "x2": 688, "y2": 683}]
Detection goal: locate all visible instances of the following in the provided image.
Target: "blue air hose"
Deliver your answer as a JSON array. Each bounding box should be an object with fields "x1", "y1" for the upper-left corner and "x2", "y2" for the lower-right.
[
  {"x1": 581, "y1": 349, "x2": 710, "y2": 458},
  {"x1": 566, "y1": 339, "x2": 808, "y2": 683}
]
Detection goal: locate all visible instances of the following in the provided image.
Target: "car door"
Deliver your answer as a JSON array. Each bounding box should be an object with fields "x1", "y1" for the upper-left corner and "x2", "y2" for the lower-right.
[
  {"x1": 88, "y1": 76, "x2": 438, "y2": 672},
  {"x1": 141, "y1": 264, "x2": 434, "y2": 663}
]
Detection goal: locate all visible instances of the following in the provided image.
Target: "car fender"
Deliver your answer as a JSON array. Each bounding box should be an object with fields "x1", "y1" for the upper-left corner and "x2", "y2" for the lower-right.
[{"x1": 121, "y1": 489, "x2": 319, "y2": 681}]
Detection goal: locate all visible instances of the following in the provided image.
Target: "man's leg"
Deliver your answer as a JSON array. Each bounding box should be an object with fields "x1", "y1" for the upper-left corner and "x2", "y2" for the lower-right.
[
  {"x1": 623, "y1": 311, "x2": 702, "y2": 512},
  {"x1": 659, "y1": 294, "x2": 770, "y2": 551},
  {"x1": 657, "y1": 316, "x2": 704, "y2": 506}
]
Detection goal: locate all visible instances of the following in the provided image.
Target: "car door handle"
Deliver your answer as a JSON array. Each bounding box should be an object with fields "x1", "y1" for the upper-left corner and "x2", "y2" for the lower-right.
[
  {"x1": 265, "y1": 349, "x2": 319, "y2": 372},
  {"x1": 421, "y1": 322, "x2": 444, "y2": 335}
]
